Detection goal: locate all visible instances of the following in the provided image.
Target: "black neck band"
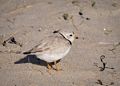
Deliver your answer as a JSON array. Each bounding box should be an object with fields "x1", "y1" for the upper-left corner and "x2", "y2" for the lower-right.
[{"x1": 59, "y1": 33, "x2": 72, "y2": 45}]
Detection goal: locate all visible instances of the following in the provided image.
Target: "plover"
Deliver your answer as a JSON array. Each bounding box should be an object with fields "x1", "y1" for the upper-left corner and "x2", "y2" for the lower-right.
[{"x1": 23, "y1": 30, "x2": 77, "y2": 72}]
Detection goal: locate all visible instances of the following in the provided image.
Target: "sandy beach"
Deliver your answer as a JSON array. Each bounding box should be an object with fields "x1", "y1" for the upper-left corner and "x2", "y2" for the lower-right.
[{"x1": 0, "y1": 0, "x2": 120, "y2": 86}]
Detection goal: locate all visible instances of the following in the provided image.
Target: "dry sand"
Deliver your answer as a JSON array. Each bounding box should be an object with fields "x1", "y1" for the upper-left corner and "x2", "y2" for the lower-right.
[{"x1": 0, "y1": 0, "x2": 120, "y2": 86}]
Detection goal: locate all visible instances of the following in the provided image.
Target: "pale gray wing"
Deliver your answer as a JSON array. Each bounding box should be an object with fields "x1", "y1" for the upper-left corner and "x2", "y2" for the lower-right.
[
  {"x1": 23, "y1": 36, "x2": 69, "y2": 54},
  {"x1": 29, "y1": 39, "x2": 51, "y2": 53},
  {"x1": 23, "y1": 37, "x2": 51, "y2": 54}
]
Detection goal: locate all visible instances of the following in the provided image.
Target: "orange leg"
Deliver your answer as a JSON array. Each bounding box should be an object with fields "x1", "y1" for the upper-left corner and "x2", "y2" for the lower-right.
[
  {"x1": 47, "y1": 63, "x2": 52, "y2": 74},
  {"x1": 54, "y1": 61, "x2": 62, "y2": 71}
]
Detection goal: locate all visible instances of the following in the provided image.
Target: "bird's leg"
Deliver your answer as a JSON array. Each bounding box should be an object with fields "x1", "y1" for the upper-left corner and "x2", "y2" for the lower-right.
[
  {"x1": 54, "y1": 61, "x2": 62, "y2": 71},
  {"x1": 47, "y1": 63, "x2": 52, "y2": 74}
]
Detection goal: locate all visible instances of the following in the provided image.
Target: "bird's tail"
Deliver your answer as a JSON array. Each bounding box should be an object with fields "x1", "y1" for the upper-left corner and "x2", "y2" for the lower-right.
[{"x1": 23, "y1": 51, "x2": 31, "y2": 54}]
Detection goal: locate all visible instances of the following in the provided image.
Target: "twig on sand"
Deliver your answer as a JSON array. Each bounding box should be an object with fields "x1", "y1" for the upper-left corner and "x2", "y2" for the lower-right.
[
  {"x1": 99, "y1": 55, "x2": 107, "y2": 71},
  {"x1": 94, "y1": 55, "x2": 114, "y2": 71}
]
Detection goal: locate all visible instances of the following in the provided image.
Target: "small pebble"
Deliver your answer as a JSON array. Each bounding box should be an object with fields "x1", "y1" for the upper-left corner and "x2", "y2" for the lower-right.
[
  {"x1": 110, "y1": 82, "x2": 114, "y2": 85},
  {"x1": 48, "y1": 2, "x2": 52, "y2": 4},
  {"x1": 72, "y1": 1, "x2": 78, "y2": 4},
  {"x1": 38, "y1": 29, "x2": 41, "y2": 32},
  {"x1": 82, "y1": 37, "x2": 85, "y2": 40},
  {"x1": 86, "y1": 18, "x2": 90, "y2": 20},
  {"x1": 112, "y1": 3, "x2": 117, "y2": 7},
  {"x1": 75, "y1": 37, "x2": 79, "y2": 39},
  {"x1": 79, "y1": 12, "x2": 83, "y2": 15},
  {"x1": 92, "y1": 1, "x2": 96, "y2": 7}
]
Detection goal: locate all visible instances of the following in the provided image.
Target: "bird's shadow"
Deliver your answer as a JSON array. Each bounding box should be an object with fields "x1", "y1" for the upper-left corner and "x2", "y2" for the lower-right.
[{"x1": 14, "y1": 55, "x2": 47, "y2": 67}]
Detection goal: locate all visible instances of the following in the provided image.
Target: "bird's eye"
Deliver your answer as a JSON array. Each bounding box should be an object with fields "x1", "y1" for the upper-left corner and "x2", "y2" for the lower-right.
[{"x1": 70, "y1": 34, "x2": 72, "y2": 36}]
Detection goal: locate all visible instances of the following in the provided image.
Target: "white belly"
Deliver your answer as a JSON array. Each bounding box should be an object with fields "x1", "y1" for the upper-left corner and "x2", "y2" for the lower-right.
[{"x1": 36, "y1": 47, "x2": 71, "y2": 62}]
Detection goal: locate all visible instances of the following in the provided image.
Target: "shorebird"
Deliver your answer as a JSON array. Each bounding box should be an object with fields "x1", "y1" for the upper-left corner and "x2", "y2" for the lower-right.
[{"x1": 23, "y1": 30, "x2": 77, "y2": 72}]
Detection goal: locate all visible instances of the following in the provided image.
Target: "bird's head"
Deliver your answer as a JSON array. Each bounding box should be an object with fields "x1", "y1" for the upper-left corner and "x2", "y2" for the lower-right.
[{"x1": 53, "y1": 30, "x2": 78, "y2": 43}]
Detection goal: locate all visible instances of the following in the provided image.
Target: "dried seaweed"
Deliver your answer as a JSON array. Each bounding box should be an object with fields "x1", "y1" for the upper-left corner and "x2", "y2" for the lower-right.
[
  {"x1": 96, "y1": 79, "x2": 114, "y2": 86},
  {"x1": 78, "y1": 11, "x2": 90, "y2": 20},
  {"x1": 79, "y1": 12, "x2": 83, "y2": 15},
  {"x1": 91, "y1": 1, "x2": 96, "y2": 7},
  {"x1": 96, "y1": 79, "x2": 103, "y2": 85},
  {"x1": 62, "y1": 13, "x2": 69, "y2": 20},
  {"x1": 112, "y1": 3, "x2": 117, "y2": 7},
  {"x1": 2, "y1": 36, "x2": 22, "y2": 47}
]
